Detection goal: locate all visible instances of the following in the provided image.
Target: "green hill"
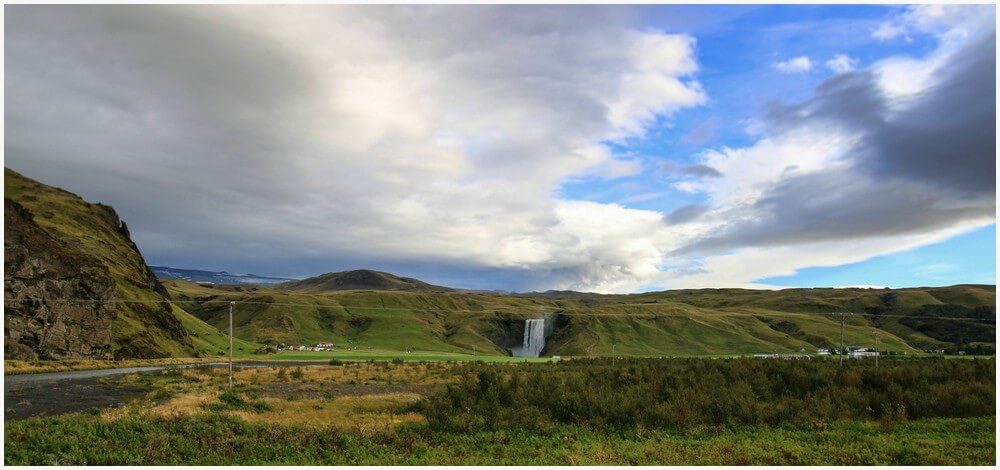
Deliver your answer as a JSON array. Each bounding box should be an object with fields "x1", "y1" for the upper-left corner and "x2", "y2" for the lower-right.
[
  {"x1": 166, "y1": 279, "x2": 994, "y2": 357},
  {"x1": 4, "y1": 168, "x2": 257, "y2": 359},
  {"x1": 278, "y1": 269, "x2": 452, "y2": 293}
]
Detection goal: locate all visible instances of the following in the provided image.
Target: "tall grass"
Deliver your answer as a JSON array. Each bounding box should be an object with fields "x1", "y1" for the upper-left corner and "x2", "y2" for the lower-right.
[
  {"x1": 421, "y1": 357, "x2": 995, "y2": 432},
  {"x1": 5, "y1": 413, "x2": 994, "y2": 465}
]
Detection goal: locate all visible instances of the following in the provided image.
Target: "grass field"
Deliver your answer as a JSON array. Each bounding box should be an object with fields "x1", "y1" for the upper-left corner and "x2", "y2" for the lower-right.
[
  {"x1": 266, "y1": 350, "x2": 553, "y2": 362},
  {"x1": 6, "y1": 349, "x2": 985, "y2": 375},
  {"x1": 6, "y1": 413, "x2": 993, "y2": 465},
  {"x1": 4, "y1": 358, "x2": 994, "y2": 465}
]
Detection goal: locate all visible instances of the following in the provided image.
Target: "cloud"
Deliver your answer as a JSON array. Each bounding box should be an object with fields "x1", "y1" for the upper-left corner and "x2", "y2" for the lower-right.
[
  {"x1": 5, "y1": 5, "x2": 994, "y2": 293},
  {"x1": 661, "y1": 161, "x2": 723, "y2": 178},
  {"x1": 662, "y1": 222, "x2": 986, "y2": 289},
  {"x1": 873, "y1": 4, "x2": 995, "y2": 43},
  {"x1": 774, "y1": 56, "x2": 813, "y2": 73},
  {"x1": 680, "y1": 164, "x2": 723, "y2": 178},
  {"x1": 664, "y1": 204, "x2": 709, "y2": 225},
  {"x1": 662, "y1": 5, "x2": 995, "y2": 285},
  {"x1": 679, "y1": 116, "x2": 719, "y2": 146},
  {"x1": 606, "y1": 33, "x2": 707, "y2": 139},
  {"x1": 5, "y1": 5, "x2": 706, "y2": 293},
  {"x1": 825, "y1": 54, "x2": 857, "y2": 73},
  {"x1": 677, "y1": 29, "x2": 995, "y2": 255},
  {"x1": 872, "y1": 22, "x2": 907, "y2": 40}
]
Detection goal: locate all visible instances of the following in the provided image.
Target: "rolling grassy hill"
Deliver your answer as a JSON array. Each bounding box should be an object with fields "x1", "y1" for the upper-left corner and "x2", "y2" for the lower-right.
[
  {"x1": 278, "y1": 269, "x2": 452, "y2": 293},
  {"x1": 166, "y1": 278, "x2": 994, "y2": 357}
]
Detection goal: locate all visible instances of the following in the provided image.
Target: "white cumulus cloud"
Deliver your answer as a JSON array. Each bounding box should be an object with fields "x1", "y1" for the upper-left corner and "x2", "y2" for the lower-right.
[
  {"x1": 774, "y1": 56, "x2": 813, "y2": 73},
  {"x1": 825, "y1": 54, "x2": 858, "y2": 74}
]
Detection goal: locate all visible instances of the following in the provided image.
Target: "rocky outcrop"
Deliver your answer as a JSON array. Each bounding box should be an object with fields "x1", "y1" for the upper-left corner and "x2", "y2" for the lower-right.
[
  {"x1": 94, "y1": 202, "x2": 171, "y2": 299},
  {"x1": 4, "y1": 199, "x2": 117, "y2": 360},
  {"x1": 4, "y1": 166, "x2": 203, "y2": 359}
]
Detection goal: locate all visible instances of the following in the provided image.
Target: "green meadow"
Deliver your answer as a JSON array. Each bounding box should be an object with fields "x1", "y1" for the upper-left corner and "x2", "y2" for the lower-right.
[{"x1": 5, "y1": 357, "x2": 994, "y2": 465}]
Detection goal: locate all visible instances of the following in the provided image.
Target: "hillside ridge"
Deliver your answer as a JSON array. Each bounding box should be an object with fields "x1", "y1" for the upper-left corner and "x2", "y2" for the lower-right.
[
  {"x1": 278, "y1": 269, "x2": 453, "y2": 293},
  {"x1": 4, "y1": 167, "x2": 253, "y2": 359}
]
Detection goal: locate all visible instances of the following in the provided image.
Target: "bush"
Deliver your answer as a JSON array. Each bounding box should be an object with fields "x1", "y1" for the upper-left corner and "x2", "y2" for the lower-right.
[
  {"x1": 419, "y1": 357, "x2": 995, "y2": 433},
  {"x1": 205, "y1": 390, "x2": 271, "y2": 413},
  {"x1": 329, "y1": 359, "x2": 345, "y2": 366}
]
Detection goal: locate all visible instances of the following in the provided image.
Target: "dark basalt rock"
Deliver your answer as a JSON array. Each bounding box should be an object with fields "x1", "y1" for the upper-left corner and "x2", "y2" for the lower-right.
[{"x1": 4, "y1": 199, "x2": 117, "y2": 360}]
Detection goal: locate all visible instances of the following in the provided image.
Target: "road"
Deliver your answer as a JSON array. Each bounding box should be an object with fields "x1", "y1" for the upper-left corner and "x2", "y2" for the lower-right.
[{"x1": 4, "y1": 361, "x2": 330, "y2": 420}]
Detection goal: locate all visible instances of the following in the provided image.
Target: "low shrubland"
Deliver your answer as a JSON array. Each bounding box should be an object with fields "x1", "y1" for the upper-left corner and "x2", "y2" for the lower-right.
[
  {"x1": 5, "y1": 357, "x2": 995, "y2": 465},
  {"x1": 421, "y1": 357, "x2": 995, "y2": 432},
  {"x1": 5, "y1": 412, "x2": 994, "y2": 465}
]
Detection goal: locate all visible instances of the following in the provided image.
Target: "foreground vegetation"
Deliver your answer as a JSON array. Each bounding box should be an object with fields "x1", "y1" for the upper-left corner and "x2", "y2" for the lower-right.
[
  {"x1": 6, "y1": 413, "x2": 992, "y2": 465},
  {"x1": 425, "y1": 357, "x2": 995, "y2": 432},
  {"x1": 3, "y1": 350, "x2": 554, "y2": 375},
  {"x1": 5, "y1": 357, "x2": 994, "y2": 465}
]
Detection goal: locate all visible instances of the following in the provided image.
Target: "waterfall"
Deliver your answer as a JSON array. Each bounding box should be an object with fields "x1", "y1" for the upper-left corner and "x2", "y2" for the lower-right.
[{"x1": 513, "y1": 318, "x2": 547, "y2": 358}]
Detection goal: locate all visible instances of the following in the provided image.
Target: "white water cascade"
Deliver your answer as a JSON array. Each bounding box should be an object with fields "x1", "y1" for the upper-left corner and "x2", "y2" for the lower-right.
[{"x1": 512, "y1": 318, "x2": 548, "y2": 358}]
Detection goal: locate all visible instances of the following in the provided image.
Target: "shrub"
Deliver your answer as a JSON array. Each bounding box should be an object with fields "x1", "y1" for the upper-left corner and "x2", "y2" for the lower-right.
[
  {"x1": 419, "y1": 357, "x2": 995, "y2": 433},
  {"x1": 205, "y1": 390, "x2": 270, "y2": 413}
]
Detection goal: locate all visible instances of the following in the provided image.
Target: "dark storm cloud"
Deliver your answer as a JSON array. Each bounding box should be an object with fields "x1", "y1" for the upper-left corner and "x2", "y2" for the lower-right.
[
  {"x1": 5, "y1": 5, "x2": 318, "y2": 202},
  {"x1": 676, "y1": 169, "x2": 990, "y2": 254},
  {"x1": 4, "y1": 5, "x2": 336, "y2": 275},
  {"x1": 767, "y1": 33, "x2": 996, "y2": 197},
  {"x1": 868, "y1": 34, "x2": 997, "y2": 196},
  {"x1": 675, "y1": 32, "x2": 996, "y2": 255}
]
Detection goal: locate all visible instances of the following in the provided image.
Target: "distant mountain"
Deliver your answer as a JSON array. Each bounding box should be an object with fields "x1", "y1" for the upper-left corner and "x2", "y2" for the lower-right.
[
  {"x1": 278, "y1": 269, "x2": 453, "y2": 293},
  {"x1": 526, "y1": 290, "x2": 596, "y2": 298},
  {"x1": 151, "y1": 266, "x2": 295, "y2": 286}
]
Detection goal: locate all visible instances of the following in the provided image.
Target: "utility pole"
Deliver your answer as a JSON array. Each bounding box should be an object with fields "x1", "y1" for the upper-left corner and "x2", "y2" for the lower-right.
[
  {"x1": 873, "y1": 328, "x2": 879, "y2": 370},
  {"x1": 229, "y1": 301, "x2": 234, "y2": 390},
  {"x1": 612, "y1": 342, "x2": 616, "y2": 366},
  {"x1": 837, "y1": 313, "x2": 853, "y2": 367}
]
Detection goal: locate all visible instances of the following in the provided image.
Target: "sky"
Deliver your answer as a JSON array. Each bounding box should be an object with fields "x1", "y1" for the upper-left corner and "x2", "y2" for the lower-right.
[{"x1": 4, "y1": 4, "x2": 996, "y2": 293}]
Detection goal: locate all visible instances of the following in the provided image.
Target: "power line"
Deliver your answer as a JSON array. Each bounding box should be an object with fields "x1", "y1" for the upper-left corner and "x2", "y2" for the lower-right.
[{"x1": 5, "y1": 297, "x2": 994, "y2": 322}]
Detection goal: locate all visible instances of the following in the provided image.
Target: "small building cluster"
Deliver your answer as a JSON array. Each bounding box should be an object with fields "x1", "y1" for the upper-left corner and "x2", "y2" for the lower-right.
[
  {"x1": 274, "y1": 342, "x2": 338, "y2": 352},
  {"x1": 847, "y1": 346, "x2": 879, "y2": 358},
  {"x1": 753, "y1": 347, "x2": 884, "y2": 360}
]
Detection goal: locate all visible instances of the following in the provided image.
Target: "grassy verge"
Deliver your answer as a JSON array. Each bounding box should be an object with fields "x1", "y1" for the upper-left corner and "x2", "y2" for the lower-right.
[
  {"x1": 7, "y1": 351, "x2": 986, "y2": 375},
  {"x1": 5, "y1": 412, "x2": 993, "y2": 465},
  {"x1": 3, "y1": 352, "x2": 549, "y2": 375},
  {"x1": 3, "y1": 357, "x2": 225, "y2": 375},
  {"x1": 264, "y1": 350, "x2": 554, "y2": 362}
]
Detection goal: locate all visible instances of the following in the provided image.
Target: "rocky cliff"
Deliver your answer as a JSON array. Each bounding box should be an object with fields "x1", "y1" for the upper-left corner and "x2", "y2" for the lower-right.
[
  {"x1": 4, "y1": 199, "x2": 117, "y2": 360},
  {"x1": 4, "y1": 168, "x2": 198, "y2": 359}
]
